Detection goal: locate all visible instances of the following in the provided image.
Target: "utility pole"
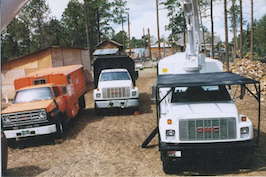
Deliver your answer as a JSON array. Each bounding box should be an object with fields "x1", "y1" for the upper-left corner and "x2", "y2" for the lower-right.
[
  {"x1": 240, "y1": 0, "x2": 243, "y2": 59},
  {"x1": 156, "y1": 0, "x2": 161, "y2": 60},
  {"x1": 211, "y1": 0, "x2": 214, "y2": 58},
  {"x1": 224, "y1": 0, "x2": 229, "y2": 71},
  {"x1": 121, "y1": 13, "x2": 125, "y2": 52},
  {"x1": 128, "y1": 13, "x2": 131, "y2": 54},
  {"x1": 143, "y1": 28, "x2": 146, "y2": 59},
  {"x1": 251, "y1": 0, "x2": 254, "y2": 60},
  {"x1": 148, "y1": 28, "x2": 152, "y2": 60},
  {"x1": 84, "y1": 0, "x2": 91, "y2": 62}
]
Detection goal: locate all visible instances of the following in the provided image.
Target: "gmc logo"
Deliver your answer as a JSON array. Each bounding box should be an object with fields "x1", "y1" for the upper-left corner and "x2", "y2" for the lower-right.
[
  {"x1": 197, "y1": 126, "x2": 219, "y2": 133},
  {"x1": 111, "y1": 92, "x2": 120, "y2": 95}
]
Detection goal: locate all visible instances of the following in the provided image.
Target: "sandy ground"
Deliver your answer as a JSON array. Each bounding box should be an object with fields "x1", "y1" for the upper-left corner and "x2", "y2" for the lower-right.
[{"x1": 4, "y1": 68, "x2": 266, "y2": 176}]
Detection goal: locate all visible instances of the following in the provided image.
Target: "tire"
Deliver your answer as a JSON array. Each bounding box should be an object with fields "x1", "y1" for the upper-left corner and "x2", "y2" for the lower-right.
[
  {"x1": 78, "y1": 95, "x2": 86, "y2": 117},
  {"x1": 7, "y1": 139, "x2": 17, "y2": 149},
  {"x1": 240, "y1": 148, "x2": 254, "y2": 169},
  {"x1": 55, "y1": 114, "x2": 65, "y2": 140},
  {"x1": 94, "y1": 103, "x2": 100, "y2": 116},
  {"x1": 161, "y1": 152, "x2": 174, "y2": 174}
]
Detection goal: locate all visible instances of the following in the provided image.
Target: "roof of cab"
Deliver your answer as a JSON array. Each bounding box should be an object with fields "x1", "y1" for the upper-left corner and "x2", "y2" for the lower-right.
[{"x1": 18, "y1": 83, "x2": 55, "y2": 90}]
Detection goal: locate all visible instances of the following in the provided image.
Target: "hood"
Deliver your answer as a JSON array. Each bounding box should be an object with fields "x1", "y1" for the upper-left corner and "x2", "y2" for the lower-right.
[
  {"x1": 1, "y1": 99, "x2": 55, "y2": 114},
  {"x1": 98, "y1": 80, "x2": 133, "y2": 88},
  {"x1": 170, "y1": 102, "x2": 237, "y2": 118}
]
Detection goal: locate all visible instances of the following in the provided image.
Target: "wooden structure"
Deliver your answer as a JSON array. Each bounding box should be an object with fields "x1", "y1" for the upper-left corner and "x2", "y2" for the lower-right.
[
  {"x1": 1, "y1": 46, "x2": 91, "y2": 99},
  {"x1": 93, "y1": 39, "x2": 124, "y2": 60}
]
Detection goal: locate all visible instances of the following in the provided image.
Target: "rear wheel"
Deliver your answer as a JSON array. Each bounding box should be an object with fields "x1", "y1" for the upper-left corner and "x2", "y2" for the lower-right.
[{"x1": 78, "y1": 95, "x2": 86, "y2": 117}]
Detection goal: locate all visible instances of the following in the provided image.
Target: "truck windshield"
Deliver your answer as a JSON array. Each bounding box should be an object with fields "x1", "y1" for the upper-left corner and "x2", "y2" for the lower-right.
[
  {"x1": 14, "y1": 87, "x2": 53, "y2": 103},
  {"x1": 100, "y1": 71, "x2": 130, "y2": 81},
  {"x1": 171, "y1": 85, "x2": 231, "y2": 103}
]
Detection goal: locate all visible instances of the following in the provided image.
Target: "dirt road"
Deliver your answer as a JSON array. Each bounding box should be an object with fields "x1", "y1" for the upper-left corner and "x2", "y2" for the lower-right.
[{"x1": 5, "y1": 68, "x2": 266, "y2": 176}]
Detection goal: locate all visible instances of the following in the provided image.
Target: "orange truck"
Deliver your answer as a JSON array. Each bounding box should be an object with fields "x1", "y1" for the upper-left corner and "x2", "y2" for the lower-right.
[{"x1": 1, "y1": 65, "x2": 86, "y2": 146}]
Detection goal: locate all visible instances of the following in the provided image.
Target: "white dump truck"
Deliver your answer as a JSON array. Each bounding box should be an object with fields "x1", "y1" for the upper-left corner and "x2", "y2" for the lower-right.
[
  {"x1": 142, "y1": 0, "x2": 261, "y2": 174},
  {"x1": 93, "y1": 55, "x2": 139, "y2": 114}
]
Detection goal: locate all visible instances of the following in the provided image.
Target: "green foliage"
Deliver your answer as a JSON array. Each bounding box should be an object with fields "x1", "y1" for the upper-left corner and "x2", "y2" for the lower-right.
[
  {"x1": 254, "y1": 14, "x2": 266, "y2": 56},
  {"x1": 111, "y1": 31, "x2": 128, "y2": 47},
  {"x1": 162, "y1": 0, "x2": 184, "y2": 42}
]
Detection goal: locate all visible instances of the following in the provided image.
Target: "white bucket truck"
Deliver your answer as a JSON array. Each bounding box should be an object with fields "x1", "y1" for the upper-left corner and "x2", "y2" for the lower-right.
[
  {"x1": 142, "y1": 0, "x2": 261, "y2": 173},
  {"x1": 93, "y1": 55, "x2": 139, "y2": 114}
]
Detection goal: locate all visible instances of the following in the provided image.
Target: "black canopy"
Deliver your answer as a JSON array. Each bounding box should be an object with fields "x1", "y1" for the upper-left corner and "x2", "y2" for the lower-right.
[{"x1": 156, "y1": 72, "x2": 259, "y2": 88}]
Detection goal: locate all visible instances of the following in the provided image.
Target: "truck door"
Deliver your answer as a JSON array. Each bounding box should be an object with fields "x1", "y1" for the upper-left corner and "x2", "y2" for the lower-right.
[{"x1": 53, "y1": 86, "x2": 65, "y2": 113}]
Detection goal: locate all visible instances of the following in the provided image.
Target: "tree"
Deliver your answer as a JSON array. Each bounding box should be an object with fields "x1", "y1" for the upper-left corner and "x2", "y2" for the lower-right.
[
  {"x1": 254, "y1": 15, "x2": 266, "y2": 56},
  {"x1": 228, "y1": 0, "x2": 240, "y2": 60},
  {"x1": 23, "y1": 0, "x2": 51, "y2": 50},
  {"x1": 84, "y1": 0, "x2": 113, "y2": 44},
  {"x1": 251, "y1": 0, "x2": 254, "y2": 60},
  {"x1": 163, "y1": 0, "x2": 186, "y2": 51},
  {"x1": 112, "y1": 30, "x2": 128, "y2": 48},
  {"x1": 131, "y1": 37, "x2": 144, "y2": 48},
  {"x1": 61, "y1": 0, "x2": 86, "y2": 48},
  {"x1": 112, "y1": 0, "x2": 128, "y2": 50}
]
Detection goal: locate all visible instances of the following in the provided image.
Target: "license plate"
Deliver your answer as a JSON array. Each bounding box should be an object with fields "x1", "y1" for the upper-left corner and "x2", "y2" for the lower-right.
[{"x1": 21, "y1": 130, "x2": 30, "y2": 135}]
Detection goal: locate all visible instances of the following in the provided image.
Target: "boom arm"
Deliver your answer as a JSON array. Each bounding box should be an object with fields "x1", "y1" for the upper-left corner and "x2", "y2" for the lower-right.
[{"x1": 182, "y1": 0, "x2": 204, "y2": 73}]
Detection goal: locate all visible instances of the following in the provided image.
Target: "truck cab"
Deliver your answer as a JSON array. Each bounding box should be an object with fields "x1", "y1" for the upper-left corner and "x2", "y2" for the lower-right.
[{"x1": 2, "y1": 84, "x2": 63, "y2": 141}]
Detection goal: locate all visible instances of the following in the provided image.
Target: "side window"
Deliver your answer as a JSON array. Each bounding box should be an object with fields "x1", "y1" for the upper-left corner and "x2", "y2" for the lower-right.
[
  {"x1": 33, "y1": 79, "x2": 46, "y2": 85},
  {"x1": 67, "y1": 74, "x2": 71, "y2": 84},
  {"x1": 62, "y1": 85, "x2": 67, "y2": 95},
  {"x1": 52, "y1": 86, "x2": 61, "y2": 98}
]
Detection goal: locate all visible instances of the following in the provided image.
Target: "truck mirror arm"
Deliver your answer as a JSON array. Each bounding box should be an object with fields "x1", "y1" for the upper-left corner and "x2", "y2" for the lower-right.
[{"x1": 158, "y1": 87, "x2": 174, "y2": 104}]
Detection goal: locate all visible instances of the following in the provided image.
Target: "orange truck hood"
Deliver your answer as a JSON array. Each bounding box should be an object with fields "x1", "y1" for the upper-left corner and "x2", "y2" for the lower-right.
[{"x1": 1, "y1": 99, "x2": 56, "y2": 114}]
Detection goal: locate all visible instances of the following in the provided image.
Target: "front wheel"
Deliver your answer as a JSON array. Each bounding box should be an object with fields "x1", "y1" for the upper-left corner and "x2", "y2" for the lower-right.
[
  {"x1": 161, "y1": 152, "x2": 174, "y2": 174},
  {"x1": 7, "y1": 139, "x2": 17, "y2": 149},
  {"x1": 55, "y1": 122, "x2": 64, "y2": 140},
  {"x1": 55, "y1": 114, "x2": 65, "y2": 140}
]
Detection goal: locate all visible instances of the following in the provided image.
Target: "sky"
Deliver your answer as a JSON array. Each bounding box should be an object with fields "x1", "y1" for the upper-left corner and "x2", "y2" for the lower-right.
[{"x1": 47, "y1": 0, "x2": 266, "y2": 43}]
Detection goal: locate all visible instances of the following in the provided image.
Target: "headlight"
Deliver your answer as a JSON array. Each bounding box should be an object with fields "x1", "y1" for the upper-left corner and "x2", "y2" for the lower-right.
[
  {"x1": 38, "y1": 111, "x2": 46, "y2": 119},
  {"x1": 132, "y1": 91, "x2": 137, "y2": 97},
  {"x1": 96, "y1": 93, "x2": 101, "y2": 98},
  {"x1": 2, "y1": 115, "x2": 11, "y2": 124},
  {"x1": 241, "y1": 127, "x2": 249, "y2": 134},
  {"x1": 166, "y1": 130, "x2": 175, "y2": 136},
  {"x1": 240, "y1": 127, "x2": 249, "y2": 138}
]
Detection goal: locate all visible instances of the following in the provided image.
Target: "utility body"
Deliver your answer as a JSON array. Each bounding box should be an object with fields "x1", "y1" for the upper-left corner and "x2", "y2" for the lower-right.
[
  {"x1": 1, "y1": 65, "x2": 86, "y2": 145},
  {"x1": 93, "y1": 55, "x2": 139, "y2": 113}
]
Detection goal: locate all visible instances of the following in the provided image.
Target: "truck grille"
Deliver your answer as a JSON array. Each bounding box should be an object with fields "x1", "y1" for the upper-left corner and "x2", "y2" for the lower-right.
[
  {"x1": 102, "y1": 87, "x2": 130, "y2": 99},
  {"x1": 2, "y1": 109, "x2": 48, "y2": 127},
  {"x1": 179, "y1": 118, "x2": 236, "y2": 141}
]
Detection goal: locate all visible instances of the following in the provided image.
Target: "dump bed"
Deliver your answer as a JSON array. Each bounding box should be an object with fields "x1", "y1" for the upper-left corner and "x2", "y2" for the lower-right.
[{"x1": 93, "y1": 55, "x2": 137, "y2": 88}]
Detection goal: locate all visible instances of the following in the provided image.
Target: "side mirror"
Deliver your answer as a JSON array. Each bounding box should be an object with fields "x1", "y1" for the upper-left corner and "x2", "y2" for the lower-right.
[
  {"x1": 135, "y1": 71, "x2": 139, "y2": 80},
  {"x1": 240, "y1": 84, "x2": 246, "y2": 99},
  {"x1": 62, "y1": 85, "x2": 67, "y2": 96},
  {"x1": 150, "y1": 85, "x2": 156, "y2": 102},
  {"x1": 5, "y1": 93, "x2": 9, "y2": 105}
]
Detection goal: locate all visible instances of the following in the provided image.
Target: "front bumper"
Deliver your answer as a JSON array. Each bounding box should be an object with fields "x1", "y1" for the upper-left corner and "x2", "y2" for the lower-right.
[
  {"x1": 95, "y1": 98, "x2": 139, "y2": 109},
  {"x1": 4, "y1": 124, "x2": 57, "y2": 139},
  {"x1": 160, "y1": 141, "x2": 256, "y2": 158}
]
